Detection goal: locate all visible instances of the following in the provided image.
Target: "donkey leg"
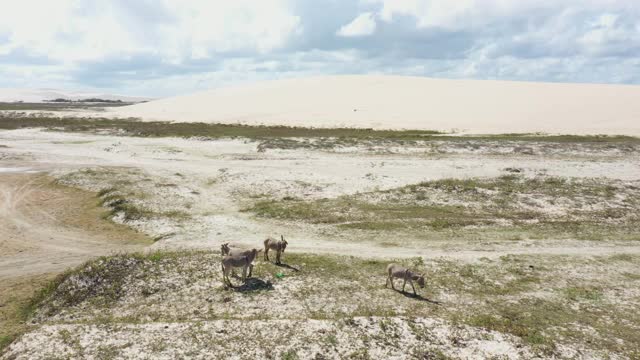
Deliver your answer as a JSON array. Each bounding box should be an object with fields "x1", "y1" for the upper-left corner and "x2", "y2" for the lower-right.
[
  {"x1": 221, "y1": 264, "x2": 228, "y2": 286},
  {"x1": 410, "y1": 280, "x2": 417, "y2": 296},
  {"x1": 225, "y1": 268, "x2": 232, "y2": 286},
  {"x1": 402, "y1": 278, "x2": 407, "y2": 292}
]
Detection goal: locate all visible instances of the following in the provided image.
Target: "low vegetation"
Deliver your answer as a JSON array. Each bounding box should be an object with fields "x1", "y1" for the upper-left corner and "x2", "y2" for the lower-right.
[
  {"x1": 0, "y1": 275, "x2": 54, "y2": 353},
  {"x1": 245, "y1": 175, "x2": 640, "y2": 241},
  {"x1": 2, "y1": 113, "x2": 640, "y2": 147},
  {"x1": 56, "y1": 167, "x2": 191, "y2": 224},
  {"x1": 0, "y1": 113, "x2": 443, "y2": 139},
  {"x1": 6, "y1": 251, "x2": 638, "y2": 358}
]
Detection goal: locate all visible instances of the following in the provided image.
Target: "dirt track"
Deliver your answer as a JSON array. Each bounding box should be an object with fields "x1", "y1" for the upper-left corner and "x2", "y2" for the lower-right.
[{"x1": 0, "y1": 173, "x2": 149, "y2": 281}]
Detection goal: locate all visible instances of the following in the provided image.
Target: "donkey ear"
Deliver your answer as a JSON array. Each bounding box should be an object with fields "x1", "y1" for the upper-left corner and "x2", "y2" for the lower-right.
[{"x1": 281, "y1": 234, "x2": 284, "y2": 241}]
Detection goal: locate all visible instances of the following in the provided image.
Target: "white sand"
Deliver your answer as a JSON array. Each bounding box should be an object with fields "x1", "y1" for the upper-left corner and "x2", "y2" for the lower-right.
[
  {"x1": 2, "y1": 128, "x2": 639, "y2": 258},
  {"x1": 110, "y1": 75, "x2": 640, "y2": 135}
]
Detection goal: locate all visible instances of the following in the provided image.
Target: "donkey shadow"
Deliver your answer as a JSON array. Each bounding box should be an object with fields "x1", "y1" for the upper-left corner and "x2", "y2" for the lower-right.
[
  {"x1": 391, "y1": 288, "x2": 443, "y2": 305},
  {"x1": 227, "y1": 277, "x2": 274, "y2": 292},
  {"x1": 273, "y1": 262, "x2": 300, "y2": 272}
]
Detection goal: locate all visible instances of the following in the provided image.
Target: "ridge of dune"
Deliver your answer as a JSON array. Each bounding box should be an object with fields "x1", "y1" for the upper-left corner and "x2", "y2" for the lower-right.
[{"x1": 111, "y1": 75, "x2": 640, "y2": 135}]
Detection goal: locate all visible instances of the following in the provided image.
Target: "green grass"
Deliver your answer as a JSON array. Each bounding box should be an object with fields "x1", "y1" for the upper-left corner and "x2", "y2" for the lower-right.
[
  {"x1": 2, "y1": 113, "x2": 639, "y2": 145},
  {"x1": 60, "y1": 170, "x2": 190, "y2": 223},
  {"x1": 564, "y1": 286, "x2": 604, "y2": 302},
  {"x1": 467, "y1": 304, "x2": 556, "y2": 352},
  {"x1": 0, "y1": 114, "x2": 443, "y2": 139},
  {"x1": 243, "y1": 175, "x2": 640, "y2": 240},
  {"x1": 97, "y1": 187, "x2": 154, "y2": 221},
  {"x1": 256, "y1": 133, "x2": 640, "y2": 152},
  {"x1": 22, "y1": 250, "x2": 207, "y2": 321},
  {"x1": 99, "y1": 194, "x2": 188, "y2": 222},
  {"x1": 25, "y1": 255, "x2": 145, "y2": 318},
  {"x1": 281, "y1": 349, "x2": 299, "y2": 360},
  {"x1": 0, "y1": 334, "x2": 19, "y2": 353}
]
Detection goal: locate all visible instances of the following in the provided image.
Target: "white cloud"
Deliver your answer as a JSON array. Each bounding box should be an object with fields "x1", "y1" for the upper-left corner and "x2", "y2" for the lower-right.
[
  {"x1": 0, "y1": 0, "x2": 301, "y2": 63},
  {"x1": 372, "y1": 0, "x2": 639, "y2": 30},
  {"x1": 160, "y1": 0, "x2": 301, "y2": 58},
  {"x1": 337, "y1": 12, "x2": 377, "y2": 37},
  {"x1": 1, "y1": 0, "x2": 639, "y2": 95},
  {"x1": 578, "y1": 13, "x2": 639, "y2": 55}
]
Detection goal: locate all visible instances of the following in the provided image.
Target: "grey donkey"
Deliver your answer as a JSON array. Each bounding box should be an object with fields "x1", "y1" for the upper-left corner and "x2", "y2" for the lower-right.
[
  {"x1": 221, "y1": 243, "x2": 261, "y2": 277},
  {"x1": 263, "y1": 235, "x2": 288, "y2": 264},
  {"x1": 385, "y1": 263, "x2": 425, "y2": 296},
  {"x1": 221, "y1": 248, "x2": 260, "y2": 286}
]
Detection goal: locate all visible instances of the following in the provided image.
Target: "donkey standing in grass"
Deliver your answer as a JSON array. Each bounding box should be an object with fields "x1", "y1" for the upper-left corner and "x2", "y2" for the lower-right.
[
  {"x1": 221, "y1": 248, "x2": 260, "y2": 286},
  {"x1": 385, "y1": 263, "x2": 425, "y2": 296},
  {"x1": 221, "y1": 243, "x2": 261, "y2": 277},
  {"x1": 264, "y1": 235, "x2": 288, "y2": 264}
]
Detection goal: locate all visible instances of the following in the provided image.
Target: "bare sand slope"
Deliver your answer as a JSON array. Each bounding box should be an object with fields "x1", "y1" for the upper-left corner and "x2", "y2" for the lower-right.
[{"x1": 111, "y1": 75, "x2": 640, "y2": 135}]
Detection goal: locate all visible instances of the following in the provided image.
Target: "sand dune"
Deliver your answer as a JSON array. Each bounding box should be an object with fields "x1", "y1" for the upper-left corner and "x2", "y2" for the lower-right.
[{"x1": 111, "y1": 75, "x2": 640, "y2": 135}]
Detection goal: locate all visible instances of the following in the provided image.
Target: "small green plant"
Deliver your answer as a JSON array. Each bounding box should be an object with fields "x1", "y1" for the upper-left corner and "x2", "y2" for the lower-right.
[
  {"x1": 281, "y1": 349, "x2": 299, "y2": 360},
  {"x1": 564, "y1": 286, "x2": 603, "y2": 302},
  {"x1": 412, "y1": 348, "x2": 450, "y2": 360}
]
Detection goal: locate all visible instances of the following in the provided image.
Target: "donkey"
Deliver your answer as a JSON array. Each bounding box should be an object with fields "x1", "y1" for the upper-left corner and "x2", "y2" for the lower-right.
[
  {"x1": 221, "y1": 248, "x2": 260, "y2": 286},
  {"x1": 220, "y1": 243, "x2": 261, "y2": 277},
  {"x1": 385, "y1": 263, "x2": 425, "y2": 296},
  {"x1": 263, "y1": 235, "x2": 288, "y2": 264}
]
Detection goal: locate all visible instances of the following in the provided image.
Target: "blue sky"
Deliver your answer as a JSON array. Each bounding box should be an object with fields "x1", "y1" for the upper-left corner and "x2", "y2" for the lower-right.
[{"x1": 0, "y1": 0, "x2": 639, "y2": 96}]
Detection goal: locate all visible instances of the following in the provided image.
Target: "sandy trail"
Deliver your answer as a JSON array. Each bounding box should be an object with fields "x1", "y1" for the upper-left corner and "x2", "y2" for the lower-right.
[{"x1": 0, "y1": 173, "x2": 148, "y2": 281}]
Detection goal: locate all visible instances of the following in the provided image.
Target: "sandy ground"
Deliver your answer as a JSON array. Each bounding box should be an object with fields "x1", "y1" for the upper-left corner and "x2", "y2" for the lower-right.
[
  {"x1": 1, "y1": 128, "x2": 639, "y2": 260},
  {"x1": 0, "y1": 173, "x2": 148, "y2": 281},
  {"x1": 5, "y1": 319, "x2": 536, "y2": 359},
  {"x1": 110, "y1": 75, "x2": 640, "y2": 135},
  {"x1": 1, "y1": 127, "x2": 639, "y2": 358},
  {"x1": 0, "y1": 170, "x2": 150, "y2": 351}
]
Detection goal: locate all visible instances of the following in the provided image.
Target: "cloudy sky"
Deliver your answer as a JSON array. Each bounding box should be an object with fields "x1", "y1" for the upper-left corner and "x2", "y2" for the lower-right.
[{"x1": 0, "y1": 0, "x2": 639, "y2": 96}]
